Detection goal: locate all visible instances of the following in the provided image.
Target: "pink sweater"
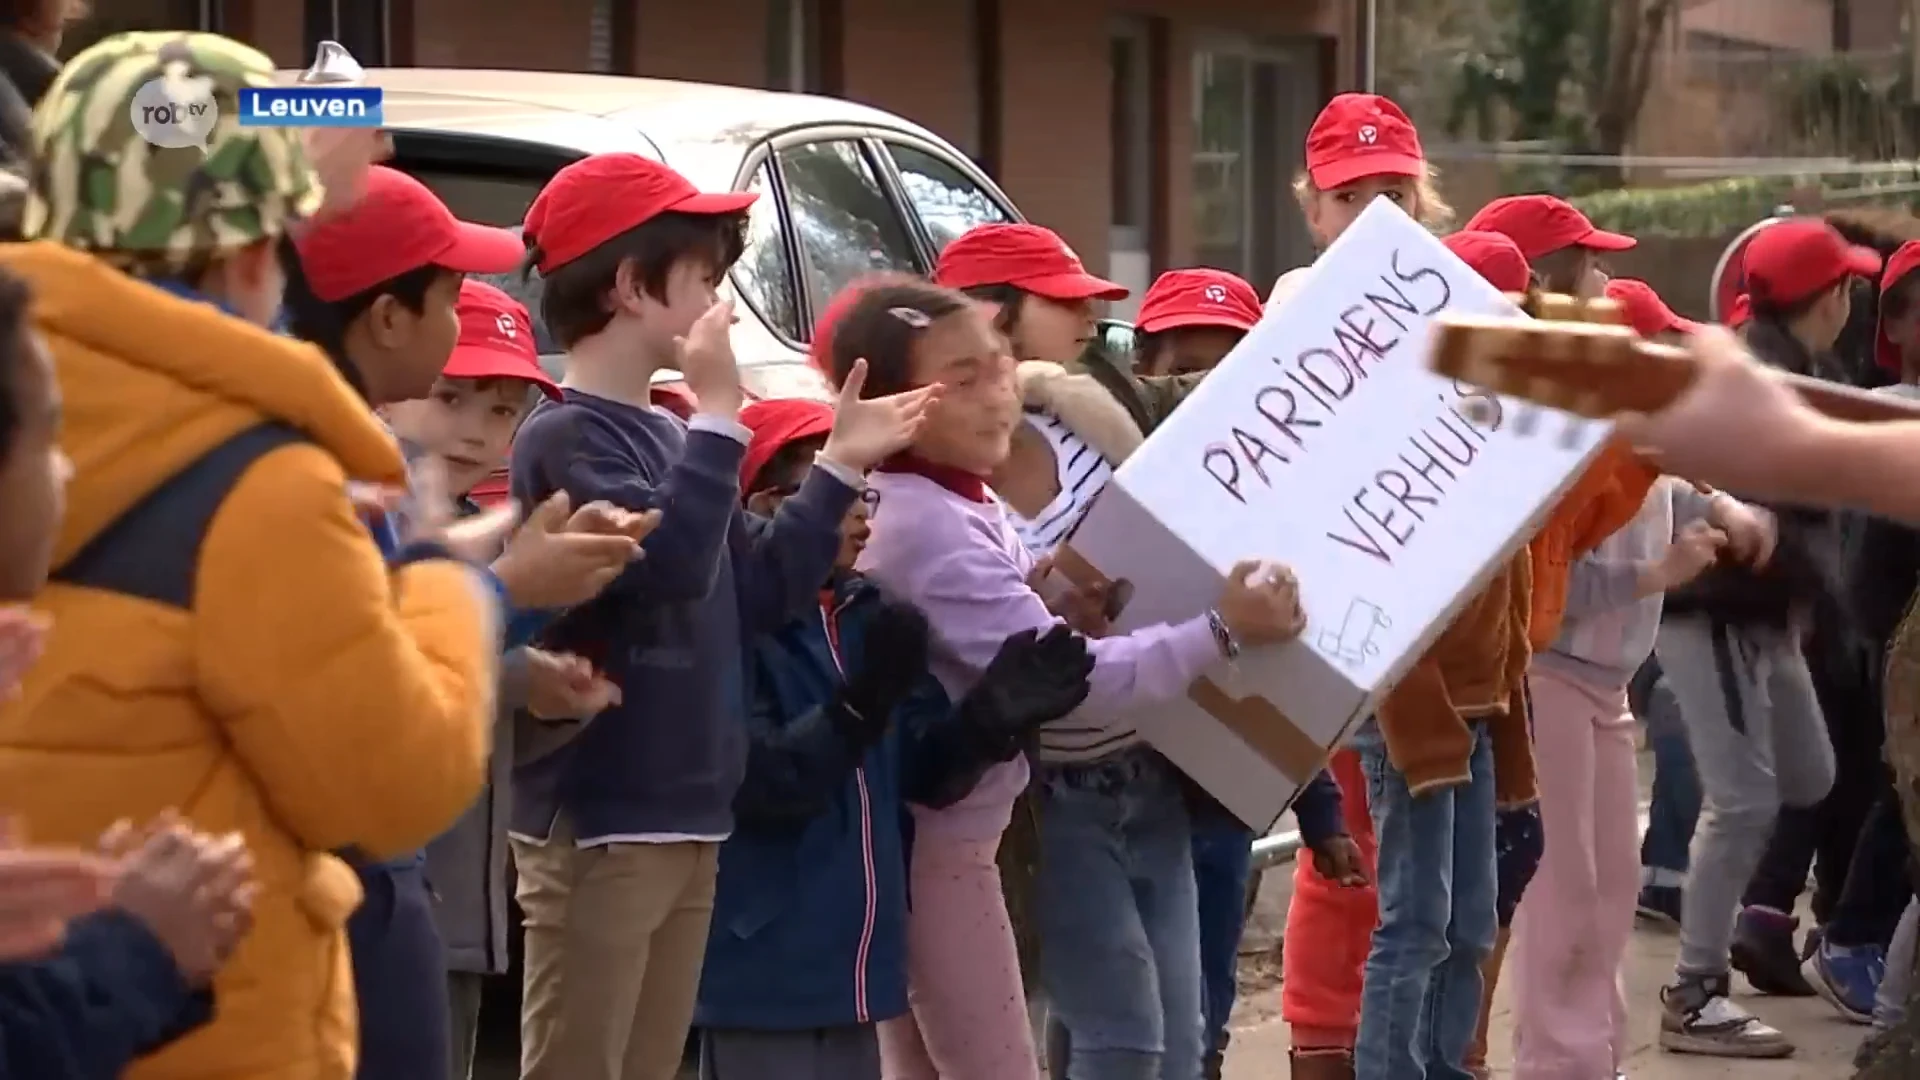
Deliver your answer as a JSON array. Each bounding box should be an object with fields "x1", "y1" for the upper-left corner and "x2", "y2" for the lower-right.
[{"x1": 855, "y1": 470, "x2": 1221, "y2": 841}]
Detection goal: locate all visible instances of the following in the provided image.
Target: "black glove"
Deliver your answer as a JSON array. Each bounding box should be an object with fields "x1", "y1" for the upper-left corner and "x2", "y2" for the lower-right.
[
  {"x1": 956, "y1": 625, "x2": 1096, "y2": 759},
  {"x1": 835, "y1": 599, "x2": 931, "y2": 748}
]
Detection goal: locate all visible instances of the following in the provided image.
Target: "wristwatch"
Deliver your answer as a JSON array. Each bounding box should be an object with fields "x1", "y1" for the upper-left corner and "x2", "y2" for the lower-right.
[{"x1": 1206, "y1": 608, "x2": 1240, "y2": 661}]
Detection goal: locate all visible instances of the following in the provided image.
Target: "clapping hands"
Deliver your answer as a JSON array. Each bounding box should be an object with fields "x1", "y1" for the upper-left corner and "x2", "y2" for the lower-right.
[{"x1": 102, "y1": 813, "x2": 254, "y2": 985}]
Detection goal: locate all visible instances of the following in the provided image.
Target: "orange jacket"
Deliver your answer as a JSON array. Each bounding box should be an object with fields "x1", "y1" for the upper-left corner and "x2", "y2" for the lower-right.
[
  {"x1": 1375, "y1": 551, "x2": 1534, "y2": 805},
  {"x1": 1527, "y1": 439, "x2": 1662, "y2": 649},
  {"x1": 0, "y1": 244, "x2": 497, "y2": 1080}
]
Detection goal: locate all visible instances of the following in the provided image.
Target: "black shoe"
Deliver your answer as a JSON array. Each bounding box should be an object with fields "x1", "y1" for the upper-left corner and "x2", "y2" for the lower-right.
[
  {"x1": 1637, "y1": 884, "x2": 1682, "y2": 929},
  {"x1": 1730, "y1": 906, "x2": 1816, "y2": 996}
]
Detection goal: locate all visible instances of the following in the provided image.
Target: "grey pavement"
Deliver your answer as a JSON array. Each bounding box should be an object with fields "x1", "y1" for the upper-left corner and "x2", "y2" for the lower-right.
[{"x1": 474, "y1": 748, "x2": 1872, "y2": 1078}]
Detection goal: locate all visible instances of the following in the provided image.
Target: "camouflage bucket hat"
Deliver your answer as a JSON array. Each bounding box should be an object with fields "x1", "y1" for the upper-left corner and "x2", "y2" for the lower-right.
[{"x1": 24, "y1": 31, "x2": 324, "y2": 272}]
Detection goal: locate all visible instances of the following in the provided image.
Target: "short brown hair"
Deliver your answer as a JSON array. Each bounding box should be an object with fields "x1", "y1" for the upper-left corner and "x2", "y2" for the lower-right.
[{"x1": 526, "y1": 211, "x2": 747, "y2": 349}]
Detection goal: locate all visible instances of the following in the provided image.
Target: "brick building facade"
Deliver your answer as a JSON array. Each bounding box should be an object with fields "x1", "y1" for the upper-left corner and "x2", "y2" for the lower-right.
[{"x1": 67, "y1": 0, "x2": 1362, "y2": 302}]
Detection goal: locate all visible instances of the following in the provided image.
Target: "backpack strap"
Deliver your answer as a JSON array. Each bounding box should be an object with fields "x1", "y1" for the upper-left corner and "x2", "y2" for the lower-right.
[{"x1": 53, "y1": 423, "x2": 308, "y2": 608}]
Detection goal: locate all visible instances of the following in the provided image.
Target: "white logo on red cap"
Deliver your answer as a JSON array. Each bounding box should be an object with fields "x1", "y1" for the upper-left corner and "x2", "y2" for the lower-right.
[
  {"x1": 1358, "y1": 125, "x2": 1378, "y2": 145},
  {"x1": 1203, "y1": 284, "x2": 1229, "y2": 303},
  {"x1": 495, "y1": 313, "x2": 517, "y2": 338},
  {"x1": 1059, "y1": 238, "x2": 1080, "y2": 263}
]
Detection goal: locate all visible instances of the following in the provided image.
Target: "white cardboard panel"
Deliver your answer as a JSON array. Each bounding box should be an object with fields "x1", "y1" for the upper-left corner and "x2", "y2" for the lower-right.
[{"x1": 1065, "y1": 198, "x2": 1611, "y2": 829}]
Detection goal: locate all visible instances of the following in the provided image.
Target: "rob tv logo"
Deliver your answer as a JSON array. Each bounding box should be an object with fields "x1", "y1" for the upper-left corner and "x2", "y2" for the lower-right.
[{"x1": 237, "y1": 85, "x2": 384, "y2": 128}]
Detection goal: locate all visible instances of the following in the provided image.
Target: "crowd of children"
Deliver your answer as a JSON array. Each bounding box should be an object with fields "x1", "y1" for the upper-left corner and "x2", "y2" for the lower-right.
[{"x1": 0, "y1": 18, "x2": 1915, "y2": 1080}]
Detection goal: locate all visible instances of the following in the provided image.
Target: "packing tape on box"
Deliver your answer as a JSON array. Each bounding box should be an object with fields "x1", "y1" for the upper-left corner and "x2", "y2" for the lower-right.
[
  {"x1": 1186, "y1": 677, "x2": 1327, "y2": 785},
  {"x1": 1053, "y1": 544, "x2": 1326, "y2": 785}
]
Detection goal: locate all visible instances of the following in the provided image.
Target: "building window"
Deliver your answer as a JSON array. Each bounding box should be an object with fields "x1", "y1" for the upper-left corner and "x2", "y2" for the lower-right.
[
  {"x1": 1109, "y1": 17, "x2": 1156, "y2": 313},
  {"x1": 1192, "y1": 50, "x2": 1250, "y2": 276},
  {"x1": 1110, "y1": 20, "x2": 1151, "y2": 241},
  {"x1": 305, "y1": 0, "x2": 389, "y2": 68},
  {"x1": 1191, "y1": 40, "x2": 1321, "y2": 286},
  {"x1": 60, "y1": 0, "x2": 220, "y2": 57},
  {"x1": 767, "y1": 0, "x2": 822, "y2": 92},
  {"x1": 590, "y1": 0, "x2": 615, "y2": 73}
]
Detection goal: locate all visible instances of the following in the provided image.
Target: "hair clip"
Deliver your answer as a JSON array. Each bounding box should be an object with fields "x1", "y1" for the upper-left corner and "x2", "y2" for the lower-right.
[{"x1": 888, "y1": 306, "x2": 932, "y2": 329}]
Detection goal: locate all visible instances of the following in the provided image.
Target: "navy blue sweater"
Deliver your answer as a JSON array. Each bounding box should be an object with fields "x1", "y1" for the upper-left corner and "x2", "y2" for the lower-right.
[
  {"x1": 508, "y1": 391, "x2": 858, "y2": 842},
  {"x1": 0, "y1": 911, "x2": 210, "y2": 1079},
  {"x1": 698, "y1": 577, "x2": 1003, "y2": 1030}
]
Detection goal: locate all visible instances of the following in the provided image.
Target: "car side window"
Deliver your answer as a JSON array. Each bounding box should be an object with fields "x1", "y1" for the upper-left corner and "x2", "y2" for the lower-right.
[
  {"x1": 885, "y1": 142, "x2": 1013, "y2": 253},
  {"x1": 733, "y1": 163, "x2": 804, "y2": 342},
  {"x1": 777, "y1": 140, "x2": 919, "y2": 317}
]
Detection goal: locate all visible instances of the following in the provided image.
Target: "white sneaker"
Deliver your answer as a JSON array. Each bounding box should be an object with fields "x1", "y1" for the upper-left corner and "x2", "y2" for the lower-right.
[{"x1": 1659, "y1": 975, "x2": 1795, "y2": 1058}]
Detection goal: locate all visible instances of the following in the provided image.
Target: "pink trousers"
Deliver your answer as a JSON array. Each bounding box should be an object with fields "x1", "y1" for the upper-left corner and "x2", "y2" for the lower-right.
[
  {"x1": 878, "y1": 835, "x2": 1037, "y2": 1080},
  {"x1": 1509, "y1": 666, "x2": 1640, "y2": 1079}
]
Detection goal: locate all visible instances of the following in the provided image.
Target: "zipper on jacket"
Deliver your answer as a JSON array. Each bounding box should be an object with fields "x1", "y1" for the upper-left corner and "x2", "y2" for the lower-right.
[{"x1": 821, "y1": 597, "x2": 878, "y2": 1023}]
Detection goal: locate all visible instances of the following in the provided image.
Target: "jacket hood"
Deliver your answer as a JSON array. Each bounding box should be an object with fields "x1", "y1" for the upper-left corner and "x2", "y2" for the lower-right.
[
  {"x1": 0, "y1": 242, "x2": 405, "y2": 568},
  {"x1": 1016, "y1": 360, "x2": 1143, "y2": 465}
]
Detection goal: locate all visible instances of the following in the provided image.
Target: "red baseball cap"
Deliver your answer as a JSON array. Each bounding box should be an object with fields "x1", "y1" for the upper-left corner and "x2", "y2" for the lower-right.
[
  {"x1": 1441, "y1": 230, "x2": 1531, "y2": 293},
  {"x1": 1743, "y1": 217, "x2": 1881, "y2": 308},
  {"x1": 1726, "y1": 293, "x2": 1752, "y2": 330},
  {"x1": 933, "y1": 223, "x2": 1128, "y2": 301},
  {"x1": 444, "y1": 280, "x2": 560, "y2": 399},
  {"x1": 1874, "y1": 239, "x2": 1920, "y2": 372},
  {"x1": 1462, "y1": 195, "x2": 1636, "y2": 259},
  {"x1": 296, "y1": 166, "x2": 524, "y2": 302},
  {"x1": 523, "y1": 153, "x2": 758, "y2": 275},
  {"x1": 1305, "y1": 93, "x2": 1424, "y2": 190},
  {"x1": 739, "y1": 398, "x2": 835, "y2": 492},
  {"x1": 1604, "y1": 278, "x2": 1699, "y2": 339},
  {"x1": 1135, "y1": 269, "x2": 1263, "y2": 334}
]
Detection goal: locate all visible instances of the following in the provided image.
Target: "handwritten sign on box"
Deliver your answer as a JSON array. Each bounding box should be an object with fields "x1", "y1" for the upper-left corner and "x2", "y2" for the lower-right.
[{"x1": 1062, "y1": 199, "x2": 1608, "y2": 830}]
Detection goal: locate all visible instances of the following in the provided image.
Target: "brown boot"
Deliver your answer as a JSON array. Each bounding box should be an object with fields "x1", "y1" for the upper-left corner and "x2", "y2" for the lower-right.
[{"x1": 1289, "y1": 1048, "x2": 1355, "y2": 1080}]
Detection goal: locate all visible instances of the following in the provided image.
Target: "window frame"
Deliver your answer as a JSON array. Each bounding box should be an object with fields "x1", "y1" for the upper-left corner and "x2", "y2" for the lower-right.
[
  {"x1": 872, "y1": 134, "x2": 1020, "y2": 260},
  {"x1": 730, "y1": 124, "x2": 1021, "y2": 347},
  {"x1": 729, "y1": 156, "x2": 810, "y2": 351}
]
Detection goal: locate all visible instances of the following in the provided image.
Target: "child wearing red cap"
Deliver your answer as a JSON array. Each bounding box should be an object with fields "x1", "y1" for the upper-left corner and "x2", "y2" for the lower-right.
[
  {"x1": 1437, "y1": 231, "x2": 1673, "y2": 1080},
  {"x1": 501, "y1": 152, "x2": 933, "y2": 1080},
  {"x1": 1647, "y1": 217, "x2": 1871, "y2": 1058},
  {"x1": 1300, "y1": 228, "x2": 1529, "y2": 1080},
  {"x1": 1462, "y1": 194, "x2": 1636, "y2": 298},
  {"x1": 986, "y1": 264, "x2": 1357, "y2": 1080},
  {"x1": 693, "y1": 398, "x2": 1094, "y2": 1080},
  {"x1": 799, "y1": 276, "x2": 1301, "y2": 1080},
  {"x1": 1277, "y1": 92, "x2": 1456, "y2": 1080},
  {"x1": 380, "y1": 279, "x2": 631, "y2": 1080},
  {"x1": 1272, "y1": 92, "x2": 1454, "y2": 310},
  {"x1": 291, "y1": 165, "x2": 653, "y2": 1080},
  {"x1": 1605, "y1": 278, "x2": 1701, "y2": 344}
]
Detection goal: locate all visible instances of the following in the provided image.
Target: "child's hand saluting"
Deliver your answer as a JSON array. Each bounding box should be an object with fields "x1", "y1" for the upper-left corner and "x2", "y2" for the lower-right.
[{"x1": 818, "y1": 359, "x2": 941, "y2": 473}]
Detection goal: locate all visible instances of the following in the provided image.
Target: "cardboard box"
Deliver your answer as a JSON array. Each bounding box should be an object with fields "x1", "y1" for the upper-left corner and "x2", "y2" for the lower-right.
[{"x1": 1061, "y1": 199, "x2": 1609, "y2": 830}]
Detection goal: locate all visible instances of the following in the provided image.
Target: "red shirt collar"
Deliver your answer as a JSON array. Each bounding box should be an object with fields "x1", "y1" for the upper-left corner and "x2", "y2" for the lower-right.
[{"x1": 876, "y1": 453, "x2": 990, "y2": 503}]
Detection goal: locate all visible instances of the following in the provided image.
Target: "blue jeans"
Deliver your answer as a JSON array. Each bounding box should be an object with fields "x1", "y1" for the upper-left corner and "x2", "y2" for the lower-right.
[
  {"x1": 1038, "y1": 748, "x2": 1205, "y2": 1080},
  {"x1": 1350, "y1": 720, "x2": 1498, "y2": 1080},
  {"x1": 1640, "y1": 671, "x2": 1701, "y2": 876},
  {"x1": 1190, "y1": 808, "x2": 1255, "y2": 1061}
]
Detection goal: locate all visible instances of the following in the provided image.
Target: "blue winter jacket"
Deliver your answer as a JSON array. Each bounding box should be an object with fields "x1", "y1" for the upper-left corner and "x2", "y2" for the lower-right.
[
  {"x1": 0, "y1": 911, "x2": 210, "y2": 1078},
  {"x1": 695, "y1": 577, "x2": 1000, "y2": 1031}
]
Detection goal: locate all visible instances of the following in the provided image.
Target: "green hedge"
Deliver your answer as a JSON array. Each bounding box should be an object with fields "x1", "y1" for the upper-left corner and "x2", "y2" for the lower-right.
[{"x1": 1569, "y1": 167, "x2": 1920, "y2": 237}]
